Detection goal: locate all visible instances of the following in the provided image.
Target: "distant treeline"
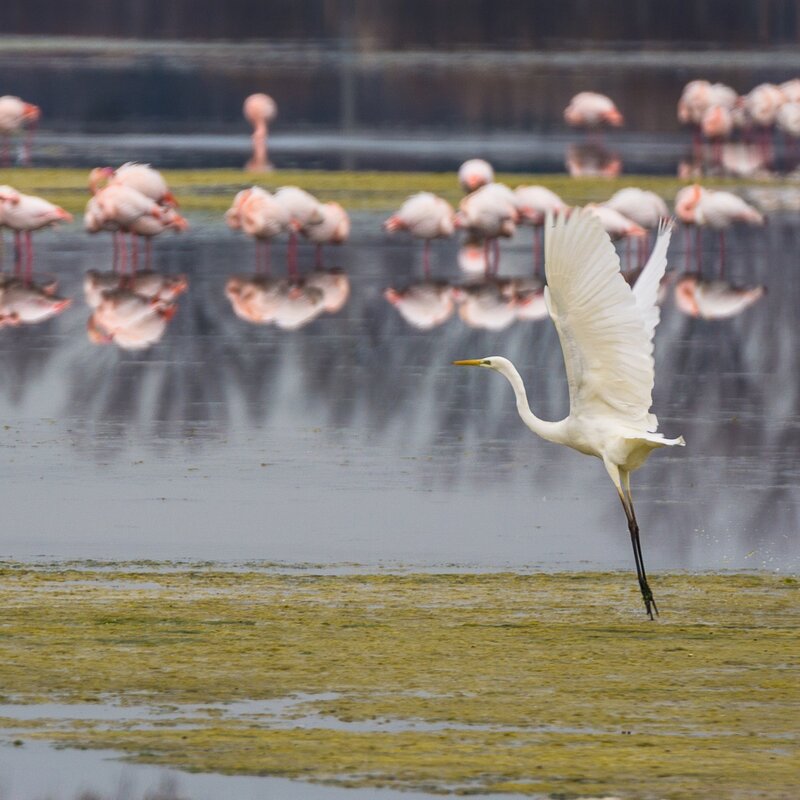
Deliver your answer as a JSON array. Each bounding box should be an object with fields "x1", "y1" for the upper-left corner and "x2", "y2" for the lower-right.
[{"x1": 1, "y1": 0, "x2": 799, "y2": 46}]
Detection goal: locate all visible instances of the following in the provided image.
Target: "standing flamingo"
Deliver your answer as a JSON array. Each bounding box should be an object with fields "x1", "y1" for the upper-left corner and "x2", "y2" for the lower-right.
[
  {"x1": 243, "y1": 93, "x2": 277, "y2": 172},
  {"x1": 456, "y1": 183, "x2": 518, "y2": 274},
  {"x1": 85, "y1": 184, "x2": 164, "y2": 273},
  {"x1": 384, "y1": 192, "x2": 455, "y2": 276},
  {"x1": 225, "y1": 187, "x2": 291, "y2": 272},
  {"x1": 564, "y1": 92, "x2": 623, "y2": 136},
  {"x1": 0, "y1": 96, "x2": 40, "y2": 166},
  {"x1": 514, "y1": 185, "x2": 569, "y2": 273},
  {"x1": 273, "y1": 186, "x2": 323, "y2": 275},
  {"x1": 0, "y1": 191, "x2": 72, "y2": 281},
  {"x1": 298, "y1": 202, "x2": 350, "y2": 267},
  {"x1": 458, "y1": 159, "x2": 495, "y2": 193},
  {"x1": 90, "y1": 163, "x2": 178, "y2": 207},
  {"x1": 605, "y1": 188, "x2": 669, "y2": 267},
  {"x1": 675, "y1": 184, "x2": 764, "y2": 272},
  {"x1": 743, "y1": 83, "x2": 785, "y2": 167}
]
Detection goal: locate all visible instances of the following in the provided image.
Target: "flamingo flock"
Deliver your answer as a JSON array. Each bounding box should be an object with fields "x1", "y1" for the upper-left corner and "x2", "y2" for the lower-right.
[
  {"x1": 0, "y1": 80, "x2": 775, "y2": 344},
  {"x1": 678, "y1": 78, "x2": 800, "y2": 174}
]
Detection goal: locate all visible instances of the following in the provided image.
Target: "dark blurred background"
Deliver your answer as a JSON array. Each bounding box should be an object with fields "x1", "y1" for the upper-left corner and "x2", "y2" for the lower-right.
[{"x1": 1, "y1": 0, "x2": 799, "y2": 135}]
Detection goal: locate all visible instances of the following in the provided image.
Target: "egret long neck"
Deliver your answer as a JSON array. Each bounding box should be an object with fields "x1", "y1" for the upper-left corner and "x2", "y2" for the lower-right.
[{"x1": 497, "y1": 362, "x2": 568, "y2": 446}]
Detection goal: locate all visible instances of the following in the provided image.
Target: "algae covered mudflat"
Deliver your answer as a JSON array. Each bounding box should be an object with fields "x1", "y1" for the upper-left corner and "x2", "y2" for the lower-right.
[
  {"x1": 0, "y1": 167, "x2": 775, "y2": 216},
  {"x1": 0, "y1": 564, "x2": 797, "y2": 798}
]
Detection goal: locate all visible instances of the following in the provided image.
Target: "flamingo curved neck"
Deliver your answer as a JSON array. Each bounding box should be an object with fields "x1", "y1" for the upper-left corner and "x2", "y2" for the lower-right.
[{"x1": 495, "y1": 361, "x2": 568, "y2": 446}]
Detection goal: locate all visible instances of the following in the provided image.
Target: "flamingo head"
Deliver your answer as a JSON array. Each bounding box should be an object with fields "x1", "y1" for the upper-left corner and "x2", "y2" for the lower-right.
[
  {"x1": 605, "y1": 108, "x2": 624, "y2": 127},
  {"x1": 675, "y1": 184, "x2": 703, "y2": 223},
  {"x1": 23, "y1": 103, "x2": 40, "y2": 123},
  {"x1": 161, "y1": 191, "x2": 179, "y2": 208},
  {"x1": 0, "y1": 185, "x2": 20, "y2": 205},
  {"x1": 88, "y1": 167, "x2": 114, "y2": 195},
  {"x1": 384, "y1": 288, "x2": 402, "y2": 305},
  {"x1": 87, "y1": 315, "x2": 113, "y2": 344}
]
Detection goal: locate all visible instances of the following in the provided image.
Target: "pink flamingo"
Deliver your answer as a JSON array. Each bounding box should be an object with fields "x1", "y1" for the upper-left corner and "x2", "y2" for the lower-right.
[
  {"x1": 514, "y1": 185, "x2": 569, "y2": 273},
  {"x1": 226, "y1": 187, "x2": 291, "y2": 273},
  {"x1": 384, "y1": 192, "x2": 455, "y2": 276},
  {"x1": 85, "y1": 184, "x2": 164, "y2": 273},
  {"x1": 458, "y1": 159, "x2": 495, "y2": 193},
  {"x1": 675, "y1": 184, "x2": 764, "y2": 272},
  {"x1": 743, "y1": 83, "x2": 785, "y2": 166},
  {"x1": 0, "y1": 96, "x2": 40, "y2": 166},
  {"x1": 605, "y1": 187, "x2": 669, "y2": 267},
  {"x1": 274, "y1": 186, "x2": 323, "y2": 275},
  {"x1": 0, "y1": 191, "x2": 72, "y2": 281},
  {"x1": 455, "y1": 183, "x2": 518, "y2": 274},
  {"x1": 564, "y1": 92, "x2": 623, "y2": 137},
  {"x1": 90, "y1": 163, "x2": 178, "y2": 207},
  {"x1": 776, "y1": 101, "x2": 800, "y2": 166},
  {"x1": 298, "y1": 202, "x2": 350, "y2": 267},
  {"x1": 243, "y1": 93, "x2": 277, "y2": 172}
]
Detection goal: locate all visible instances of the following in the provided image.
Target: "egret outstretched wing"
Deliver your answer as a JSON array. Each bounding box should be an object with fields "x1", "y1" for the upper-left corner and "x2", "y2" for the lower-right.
[
  {"x1": 543, "y1": 209, "x2": 654, "y2": 424},
  {"x1": 632, "y1": 218, "x2": 673, "y2": 345}
]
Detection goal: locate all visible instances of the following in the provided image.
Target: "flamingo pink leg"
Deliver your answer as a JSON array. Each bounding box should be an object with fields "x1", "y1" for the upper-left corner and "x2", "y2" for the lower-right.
[
  {"x1": 112, "y1": 231, "x2": 120, "y2": 273},
  {"x1": 118, "y1": 232, "x2": 128, "y2": 275},
  {"x1": 287, "y1": 231, "x2": 298, "y2": 279},
  {"x1": 24, "y1": 231, "x2": 33, "y2": 284},
  {"x1": 533, "y1": 226, "x2": 542, "y2": 275},
  {"x1": 695, "y1": 226, "x2": 702, "y2": 274},
  {"x1": 719, "y1": 230, "x2": 726, "y2": 278},
  {"x1": 683, "y1": 226, "x2": 692, "y2": 272},
  {"x1": 316, "y1": 244, "x2": 323, "y2": 270},
  {"x1": 130, "y1": 234, "x2": 139, "y2": 273},
  {"x1": 493, "y1": 239, "x2": 500, "y2": 274},
  {"x1": 423, "y1": 240, "x2": 431, "y2": 278},
  {"x1": 13, "y1": 231, "x2": 22, "y2": 277},
  {"x1": 1, "y1": 136, "x2": 8, "y2": 167},
  {"x1": 145, "y1": 237, "x2": 153, "y2": 271}
]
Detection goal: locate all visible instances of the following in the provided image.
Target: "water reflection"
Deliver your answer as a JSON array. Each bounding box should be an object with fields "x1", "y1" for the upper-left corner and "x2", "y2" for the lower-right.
[
  {"x1": 384, "y1": 281, "x2": 455, "y2": 330},
  {"x1": 0, "y1": 274, "x2": 70, "y2": 327},
  {"x1": 226, "y1": 268, "x2": 350, "y2": 329},
  {"x1": 673, "y1": 275, "x2": 766, "y2": 320},
  {"x1": 0, "y1": 217, "x2": 796, "y2": 571},
  {"x1": 565, "y1": 142, "x2": 621, "y2": 177},
  {"x1": 85, "y1": 269, "x2": 188, "y2": 350}
]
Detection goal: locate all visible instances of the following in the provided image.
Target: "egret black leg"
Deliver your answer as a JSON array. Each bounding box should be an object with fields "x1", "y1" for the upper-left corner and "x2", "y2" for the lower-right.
[{"x1": 617, "y1": 493, "x2": 657, "y2": 620}]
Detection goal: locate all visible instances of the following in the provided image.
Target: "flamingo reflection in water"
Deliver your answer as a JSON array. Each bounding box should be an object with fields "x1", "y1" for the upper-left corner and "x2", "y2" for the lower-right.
[
  {"x1": 226, "y1": 268, "x2": 350, "y2": 331},
  {"x1": 384, "y1": 281, "x2": 456, "y2": 331},
  {"x1": 674, "y1": 275, "x2": 765, "y2": 320},
  {"x1": 84, "y1": 269, "x2": 188, "y2": 351},
  {"x1": 0, "y1": 274, "x2": 70, "y2": 329}
]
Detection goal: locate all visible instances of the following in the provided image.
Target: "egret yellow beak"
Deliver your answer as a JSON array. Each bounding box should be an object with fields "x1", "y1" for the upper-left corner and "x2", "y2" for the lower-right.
[{"x1": 452, "y1": 359, "x2": 485, "y2": 367}]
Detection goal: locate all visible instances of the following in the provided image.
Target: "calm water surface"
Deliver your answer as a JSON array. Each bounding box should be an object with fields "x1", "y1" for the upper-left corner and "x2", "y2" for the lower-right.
[{"x1": 0, "y1": 212, "x2": 795, "y2": 573}]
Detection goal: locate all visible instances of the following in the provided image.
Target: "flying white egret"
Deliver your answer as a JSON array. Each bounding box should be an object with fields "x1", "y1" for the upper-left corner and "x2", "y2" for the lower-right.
[{"x1": 454, "y1": 209, "x2": 684, "y2": 619}]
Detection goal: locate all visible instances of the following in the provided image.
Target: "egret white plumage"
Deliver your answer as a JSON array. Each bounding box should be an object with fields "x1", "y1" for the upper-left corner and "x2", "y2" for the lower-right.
[{"x1": 453, "y1": 210, "x2": 684, "y2": 618}]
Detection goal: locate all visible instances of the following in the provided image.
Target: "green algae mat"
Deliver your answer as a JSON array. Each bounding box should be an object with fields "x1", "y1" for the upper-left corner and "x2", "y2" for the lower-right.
[
  {"x1": 0, "y1": 167, "x2": 776, "y2": 216},
  {"x1": 0, "y1": 564, "x2": 798, "y2": 798}
]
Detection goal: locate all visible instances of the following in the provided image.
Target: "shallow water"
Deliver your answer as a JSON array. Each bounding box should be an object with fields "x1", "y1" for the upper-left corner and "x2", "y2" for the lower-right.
[{"x1": 0, "y1": 212, "x2": 796, "y2": 573}]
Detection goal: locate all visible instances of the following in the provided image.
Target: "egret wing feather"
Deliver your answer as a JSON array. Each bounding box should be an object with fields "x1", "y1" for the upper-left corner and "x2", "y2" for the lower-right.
[
  {"x1": 544, "y1": 209, "x2": 655, "y2": 425},
  {"x1": 632, "y1": 218, "x2": 673, "y2": 344}
]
